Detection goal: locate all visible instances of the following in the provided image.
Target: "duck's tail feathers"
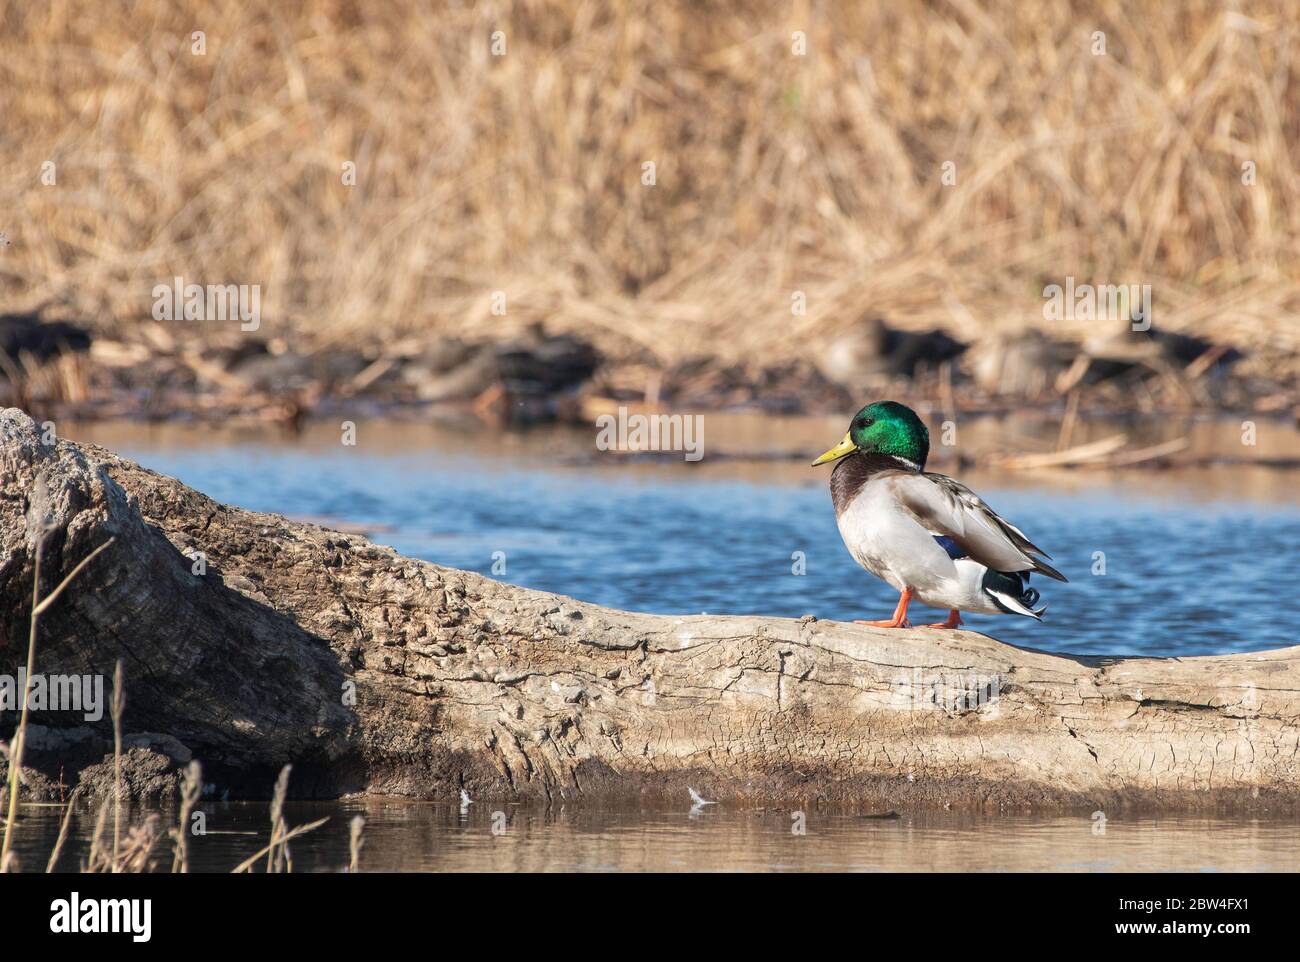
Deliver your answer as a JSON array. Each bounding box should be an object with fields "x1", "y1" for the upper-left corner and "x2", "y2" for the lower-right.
[
  {"x1": 1031, "y1": 557, "x2": 1069, "y2": 583},
  {"x1": 983, "y1": 570, "x2": 1048, "y2": 620}
]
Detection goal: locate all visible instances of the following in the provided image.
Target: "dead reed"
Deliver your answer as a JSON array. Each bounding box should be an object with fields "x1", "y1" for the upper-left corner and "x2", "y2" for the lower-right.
[
  {"x1": 0, "y1": 472, "x2": 114, "y2": 869},
  {"x1": 0, "y1": 506, "x2": 336, "y2": 873},
  {"x1": 348, "y1": 815, "x2": 365, "y2": 873},
  {"x1": 0, "y1": 1, "x2": 1295, "y2": 375},
  {"x1": 111, "y1": 659, "x2": 124, "y2": 868},
  {"x1": 170, "y1": 760, "x2": 202, "y2": 873}
]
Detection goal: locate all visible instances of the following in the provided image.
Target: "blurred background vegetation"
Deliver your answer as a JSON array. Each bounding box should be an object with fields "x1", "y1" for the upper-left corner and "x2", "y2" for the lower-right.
[{"x1": 1, "y1": 0, "x2": 1297, "y2": 379}]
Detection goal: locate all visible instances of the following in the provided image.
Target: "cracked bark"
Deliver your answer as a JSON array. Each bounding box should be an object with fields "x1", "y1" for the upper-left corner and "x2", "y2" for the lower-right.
[{"x1": 1, "y1": 408, "x2": 1298, "y2": 811}]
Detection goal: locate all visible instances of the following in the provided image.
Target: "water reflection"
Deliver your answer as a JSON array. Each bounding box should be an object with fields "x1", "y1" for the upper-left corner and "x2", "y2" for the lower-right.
[{"x1": 17, "y1": 801, "x2": 1300, "y2": 873}]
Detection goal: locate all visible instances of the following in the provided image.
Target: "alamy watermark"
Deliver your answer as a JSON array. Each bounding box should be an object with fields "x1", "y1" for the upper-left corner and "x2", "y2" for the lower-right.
[
  {"x1": 595, "y1": 406, "x2": 704, "y2": 462},
  {"x1": 1042, "y1": 276, "x2": 1150, "y2": 331},
  {"x1": 152, "y1": 276, "x2": 261, "y2": 331},
  {"x1": 50, "y1": 892, "x2": 151, "y2": 942},
  {"x1": 0, "y1": 670, "x2": 104, "y2": 721},
  {"x1": 891, "y1": 668, "x2": 1001, "y2": 713}
]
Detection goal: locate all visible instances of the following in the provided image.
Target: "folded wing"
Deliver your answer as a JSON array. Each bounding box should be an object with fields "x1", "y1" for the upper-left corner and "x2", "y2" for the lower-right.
[{"x1": 887, "y1": 472, "x2": 1068, "y2": 582}]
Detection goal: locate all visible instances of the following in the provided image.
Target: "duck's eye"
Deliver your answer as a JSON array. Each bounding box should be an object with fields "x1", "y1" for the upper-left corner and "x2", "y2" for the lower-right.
[{"x1": 857, "y1": 418, "x2": 874, "y2": 429}]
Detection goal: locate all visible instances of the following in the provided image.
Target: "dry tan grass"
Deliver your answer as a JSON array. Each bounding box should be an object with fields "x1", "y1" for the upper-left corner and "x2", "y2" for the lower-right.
[{"x1": 1, "y1": 0, "x2": 1297, "y2": 370}]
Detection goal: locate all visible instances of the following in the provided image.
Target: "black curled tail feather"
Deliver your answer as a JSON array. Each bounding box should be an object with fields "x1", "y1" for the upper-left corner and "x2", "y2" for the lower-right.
[{"x1": 982, "y1": 569, "x2": 1047, "y2": 620}]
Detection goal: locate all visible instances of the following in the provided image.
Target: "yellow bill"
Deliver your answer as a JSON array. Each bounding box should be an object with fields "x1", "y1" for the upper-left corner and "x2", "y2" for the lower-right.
[{"x1": 812, "y1": 431, "x2": 856, "y2": 466}]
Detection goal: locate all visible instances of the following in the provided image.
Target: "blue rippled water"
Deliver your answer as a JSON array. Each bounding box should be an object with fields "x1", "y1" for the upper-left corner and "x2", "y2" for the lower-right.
[{"x1": 118, "y1": 432, "x2": 1300, "y2": 657}]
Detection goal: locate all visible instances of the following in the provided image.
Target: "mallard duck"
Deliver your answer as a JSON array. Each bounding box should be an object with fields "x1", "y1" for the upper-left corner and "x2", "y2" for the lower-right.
[
  {"x1": 820, "y1": 316, "x2": 967, "y2": 385},
  {"x1": 812, "y1": 400, "x2": 1066, "y2": 629}
]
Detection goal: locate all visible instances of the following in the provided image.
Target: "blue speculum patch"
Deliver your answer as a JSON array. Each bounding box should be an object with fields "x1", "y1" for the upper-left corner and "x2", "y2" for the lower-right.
[{"x1": 933, "y1": 534, "x2": 967, "y2": 560}]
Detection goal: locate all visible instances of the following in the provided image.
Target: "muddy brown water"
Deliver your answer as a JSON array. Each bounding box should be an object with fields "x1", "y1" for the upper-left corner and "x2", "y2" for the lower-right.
[{"x1": 12, "y1": 801, "x2": 1300, "y2": 873}]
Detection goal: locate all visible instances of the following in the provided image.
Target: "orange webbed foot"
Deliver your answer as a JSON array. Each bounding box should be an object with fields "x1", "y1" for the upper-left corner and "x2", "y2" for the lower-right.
[{"x1": 854, "y1": 588, "x2": 915, "y2": 629}]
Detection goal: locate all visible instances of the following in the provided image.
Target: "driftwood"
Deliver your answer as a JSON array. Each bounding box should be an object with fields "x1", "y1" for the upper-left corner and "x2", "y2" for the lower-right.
[{"x1": 1, "y1": 407, "x2": 1298, "y2": 811}]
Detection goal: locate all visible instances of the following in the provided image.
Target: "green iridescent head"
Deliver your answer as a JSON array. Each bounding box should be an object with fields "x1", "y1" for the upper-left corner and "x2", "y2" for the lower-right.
[{"x1": 812, "y1": 400, "x2": 929, "y2": 470}]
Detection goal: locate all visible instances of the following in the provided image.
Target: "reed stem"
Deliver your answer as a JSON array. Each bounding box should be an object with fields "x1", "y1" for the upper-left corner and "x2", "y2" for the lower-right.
[{"x1": 0, "y1": 536, "x2": 114, "y2": 871}]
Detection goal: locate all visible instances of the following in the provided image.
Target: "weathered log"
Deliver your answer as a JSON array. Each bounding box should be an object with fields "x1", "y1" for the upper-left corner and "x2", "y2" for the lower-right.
[{"x1": 1, "y1": 407, "x2": 1297, "y2": 811}]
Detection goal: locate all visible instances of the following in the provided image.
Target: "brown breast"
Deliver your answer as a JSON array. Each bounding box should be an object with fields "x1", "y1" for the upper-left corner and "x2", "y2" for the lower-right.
[{"x1": 829, "y1": 453, "x2": 913, "y2": 516}]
